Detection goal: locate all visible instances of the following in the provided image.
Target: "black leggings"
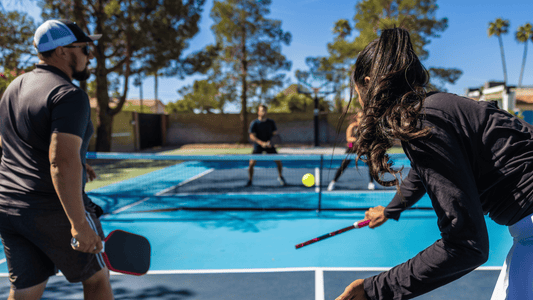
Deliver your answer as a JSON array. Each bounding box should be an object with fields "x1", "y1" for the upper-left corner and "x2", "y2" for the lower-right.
[{"x1": 333, "y1": 149, "x2": 372, "y2": 183}]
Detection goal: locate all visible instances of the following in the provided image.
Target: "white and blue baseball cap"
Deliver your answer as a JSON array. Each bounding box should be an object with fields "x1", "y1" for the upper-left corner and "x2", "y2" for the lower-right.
[{"x1": 34, "y1": 19, "x2": 102, "y2": 53}]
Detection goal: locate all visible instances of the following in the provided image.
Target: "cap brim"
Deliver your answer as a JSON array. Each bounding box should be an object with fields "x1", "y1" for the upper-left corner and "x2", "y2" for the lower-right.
[
  {"x1": 76, "y1": 34, "x2": 102, "y2": 43},
  {"x1": 89, "y1": 34, "x2": 102, "y2": 41}
]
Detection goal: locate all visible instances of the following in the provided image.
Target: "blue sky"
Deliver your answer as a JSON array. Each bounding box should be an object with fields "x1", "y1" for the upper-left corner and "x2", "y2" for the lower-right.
[{"x1": 5, "y1": 0, "x2": 533, "y2": 113}]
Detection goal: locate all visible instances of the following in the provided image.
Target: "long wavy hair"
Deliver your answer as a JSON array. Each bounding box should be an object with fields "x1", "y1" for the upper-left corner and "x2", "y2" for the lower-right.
[{"x1": 350, "y1": 28, "x2": 431, "y2": 187}]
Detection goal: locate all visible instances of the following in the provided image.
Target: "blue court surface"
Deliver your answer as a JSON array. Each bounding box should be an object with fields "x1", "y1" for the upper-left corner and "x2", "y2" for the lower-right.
[{"x1": 0, "y1": 154, "x2": 511, "y2": 299}]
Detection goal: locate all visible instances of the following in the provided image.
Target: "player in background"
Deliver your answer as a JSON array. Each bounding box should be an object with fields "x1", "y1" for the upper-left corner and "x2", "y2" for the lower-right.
[
  {"x1": 328, "y1": 111, "x2": 375, "y2": 191},
  {"x1": 246, "y1": 104, "x2": 286, "y2": 187}
]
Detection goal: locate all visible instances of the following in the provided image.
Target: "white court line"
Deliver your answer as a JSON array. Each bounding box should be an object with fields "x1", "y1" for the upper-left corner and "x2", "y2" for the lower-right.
[
  {"x1": 316, "y1": 268, "x2": 325, "y2": 300},
  {"x1": 107, "y1": 169, "x2": 214, "y2": 215},
  {"x1": 175, "y1": 169, "x2": 215, "y2": 187}
]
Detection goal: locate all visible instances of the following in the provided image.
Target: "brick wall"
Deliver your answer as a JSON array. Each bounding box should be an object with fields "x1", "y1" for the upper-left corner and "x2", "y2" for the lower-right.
[{"x1": 166, "y1": 112, "x2": 356, "y2": 146}]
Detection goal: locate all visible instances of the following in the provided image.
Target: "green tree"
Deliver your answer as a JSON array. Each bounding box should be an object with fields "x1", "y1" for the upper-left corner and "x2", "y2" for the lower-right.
[
  {"x1": 268, "y1": 84, "x2": 331, "y2": 113},
  {"x1": 40, "y1": 0, "x2": 207, "y2": 151},
  {"x1": 176, "y1": 79, "x2": 221, "y2": 113},
  {"x1": 248, "y1": 40, "x2": 291, "y2": 105},
  {"x1": 0, "y1": 9, "x2": 37, "y2": 71},
  {"x1": 210, "y1": 0, "x2": 291, "y2": 143},
  {"x1": 0, "y1": 8, "x2": 36, "y2": 98},
  {"x1": 428, "y1": 68, "x2": 463, "y2": 92},
  {"x1": 321, "y1": 0, "x2": 461, "y2": 95},
  {"x1": 516, "y1": 22, "x2": 533, "y2": 87},
  {"x1": 488, "y1": 18, "x2": 510, "y2": 85},
  {"x1": 170, "y1": 56, "x2": 239, "y2": 114},
  {"x1": 165, "y1": 97, "x2": 196, "y2": 113}
]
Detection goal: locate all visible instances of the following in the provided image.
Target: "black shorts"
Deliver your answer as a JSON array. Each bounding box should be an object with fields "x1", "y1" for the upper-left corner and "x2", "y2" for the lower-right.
[
  {"x1": 0, "y1": 205, "x2": 106, "y2": 289},
  {"x1": 252, "y1": 145, "x2": 278, "y2": 154}
]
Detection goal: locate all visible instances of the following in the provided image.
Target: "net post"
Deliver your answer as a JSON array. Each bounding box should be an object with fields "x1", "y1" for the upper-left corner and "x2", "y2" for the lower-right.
[{"x1": 317, "y1": 155, "x2": 323, "y2": 212}]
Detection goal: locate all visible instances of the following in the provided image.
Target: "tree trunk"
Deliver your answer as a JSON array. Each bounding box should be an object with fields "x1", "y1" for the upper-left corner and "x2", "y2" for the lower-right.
[
  {"x1": 94, "y1": 6, "x2": 132, "y2": 152},
  {"x1": 240, "y1": 71, "x2": 248, "y2": 144},
  {"x1": 94, "y1": 58, "x2": 113, "y2": 151},
  {"x1": 155, "y1": 71, "x2": 158, "y2": 102},
  {"x1": 92, "y1": 0, "x2": 113, "y2": 152},
  {"x1": 519, "y1": 42, "x2": 528, "y2": 87},
  {"x1": 95, "y1": 106, "x2": 113, "y2": 152},
  {"x1": 73, "y1": 0, "x2": 87, "y2": 93},
  {"x1": 239, "y1": 28, "x2": 248, "y2": 144},
  {"x1": 498, "y1": 36, "x2": 508, "y2": 85}
]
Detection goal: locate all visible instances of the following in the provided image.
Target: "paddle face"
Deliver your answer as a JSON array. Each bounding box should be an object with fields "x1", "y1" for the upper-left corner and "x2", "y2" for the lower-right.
[
  {"x1": 102, "y1": 230, "x2": 151, "y2": 276},
  {"x1": 270, "y1": 135, "x2": 282, "y2": 147}
]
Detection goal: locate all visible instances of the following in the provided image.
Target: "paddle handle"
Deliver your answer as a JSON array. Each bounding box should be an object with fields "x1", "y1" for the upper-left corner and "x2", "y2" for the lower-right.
[
  {"x1": 355, "y1": 219, "x2": 370, "y2": 228},
  {"x1": 71, "y1": 237, "x2": 105, "y2": 253},
  {"x1": 295, "y1": 219, "x2": 370, "y2": 249}
]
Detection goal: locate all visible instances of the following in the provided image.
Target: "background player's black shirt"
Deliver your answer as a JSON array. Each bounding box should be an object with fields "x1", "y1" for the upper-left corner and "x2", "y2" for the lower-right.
[
  {"x1": 365, "y1": 92, "x2": 533, "y2": 300},
  {"x1": 0, "y1": 64, "x2": 94, "y2": 213},
  {"x1": 249, "y1": 118, "x2": 277, "y2": 144}
]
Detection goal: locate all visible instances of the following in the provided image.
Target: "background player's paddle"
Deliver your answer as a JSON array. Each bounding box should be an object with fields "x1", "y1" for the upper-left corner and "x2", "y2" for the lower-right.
[
  {"x1": 270, "y1": 134, "x2": 282, "y2": 147},
  {"x1": 295, "y1": 219, "x2": 370, "y2": 249},
  {"x1": 72, "y1": 229, "x2": 151, "y2": 275}
]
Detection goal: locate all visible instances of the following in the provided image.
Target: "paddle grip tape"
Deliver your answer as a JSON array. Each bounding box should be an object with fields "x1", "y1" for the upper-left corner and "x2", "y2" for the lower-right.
[{"x1": 354, "y1": 219, "x2": 370, "y2": 228}]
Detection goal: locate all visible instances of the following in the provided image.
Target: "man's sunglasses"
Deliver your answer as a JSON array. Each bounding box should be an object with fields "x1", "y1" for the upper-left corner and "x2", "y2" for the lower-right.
[{"x1": 63, "y1": 44, "x2": 92, "y2": 56}]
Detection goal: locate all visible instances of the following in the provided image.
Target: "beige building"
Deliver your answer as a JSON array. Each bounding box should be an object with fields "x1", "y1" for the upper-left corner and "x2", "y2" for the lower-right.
[{"x1": 465, "y1": 81, "x2": 533, "y2": 111}]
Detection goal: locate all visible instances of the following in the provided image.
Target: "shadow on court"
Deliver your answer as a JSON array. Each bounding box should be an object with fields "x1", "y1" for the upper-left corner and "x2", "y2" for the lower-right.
[{"x1": 0, "y1": 275, "x2": 196, "y2": 300}]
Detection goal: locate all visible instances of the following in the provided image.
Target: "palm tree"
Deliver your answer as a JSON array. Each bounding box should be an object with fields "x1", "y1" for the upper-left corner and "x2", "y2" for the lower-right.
[
  {"x1": 488, "y1": 18, "x2": 510, "y2": 85},
  {"x1": 516, "y1": 23, "x2": 533, "y2": 87}
]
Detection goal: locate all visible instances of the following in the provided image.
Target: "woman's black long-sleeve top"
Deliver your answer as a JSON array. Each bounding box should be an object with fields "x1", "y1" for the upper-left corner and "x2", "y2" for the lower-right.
[{"x1": 364, "y1": 92, "x2": 533, "y2": 300}]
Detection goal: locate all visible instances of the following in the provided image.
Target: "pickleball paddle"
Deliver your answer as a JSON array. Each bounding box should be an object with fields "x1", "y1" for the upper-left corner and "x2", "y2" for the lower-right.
[
  {"x1": 270, "y1": 134, "x2": 282, "y2": 147},
  {"x1": 72, "y1": 229, "x2": 151, "y2": 275},
  {"x1": 295, "y1": 219, "x2": 370, "y2": 249}
]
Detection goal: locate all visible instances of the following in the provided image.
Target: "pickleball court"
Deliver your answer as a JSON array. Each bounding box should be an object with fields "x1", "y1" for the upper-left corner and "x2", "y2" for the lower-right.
[{"x1": 0, "y1": 153, "x2": 511, "y2": 299}]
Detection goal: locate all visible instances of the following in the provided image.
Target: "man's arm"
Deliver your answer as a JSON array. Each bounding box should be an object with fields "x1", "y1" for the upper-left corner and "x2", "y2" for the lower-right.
[
  {"x1": 249, "y1": 133, "x2": 269, "y2": 148},
  {"x1": 49, "y1": 132, "x2": 102, "y2": 254}
]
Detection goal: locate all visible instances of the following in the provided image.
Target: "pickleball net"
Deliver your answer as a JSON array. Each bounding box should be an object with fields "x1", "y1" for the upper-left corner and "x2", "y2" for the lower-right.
[{"x1": 85, "y1": 153, "x2": 432, "y2": 214}]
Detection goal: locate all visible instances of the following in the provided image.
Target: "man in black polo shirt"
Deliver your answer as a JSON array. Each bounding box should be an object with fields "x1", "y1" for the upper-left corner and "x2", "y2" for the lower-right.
[
  {"x1": 0, "y1": 20, "x2": 112, "y2": 299},
  {"x1": 246, "y1": 104, "x2": 286, "y2": 187}
]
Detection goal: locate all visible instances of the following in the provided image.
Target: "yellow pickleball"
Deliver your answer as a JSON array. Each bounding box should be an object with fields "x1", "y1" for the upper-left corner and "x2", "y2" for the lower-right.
[{"x1": 302, "y1": 173, "x2": 315, "y2": 187}]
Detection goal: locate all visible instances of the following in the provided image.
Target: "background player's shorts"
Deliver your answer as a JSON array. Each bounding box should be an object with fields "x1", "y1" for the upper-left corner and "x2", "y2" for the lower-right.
[
  {"x1": 0, "y1": 204, "x2": 106, "y2": 289},
  {"x1": 252, "y1": 144, "x2": 278, "y2": 154}
]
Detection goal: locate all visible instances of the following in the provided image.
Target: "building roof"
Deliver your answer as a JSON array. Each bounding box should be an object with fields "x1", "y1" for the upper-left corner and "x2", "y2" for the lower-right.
[
  {"x1": 514, "y1": 87, "x2": 533, "y2": 104},
  {"x1": 516, "y1": 95, "x2": 533, "y2": 104}
]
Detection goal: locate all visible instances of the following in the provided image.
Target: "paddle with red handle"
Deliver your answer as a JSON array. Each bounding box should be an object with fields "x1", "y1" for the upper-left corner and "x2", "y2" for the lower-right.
[
  {"x1": 295, "y1": 219, "x2": 370, "y2": 249},
  {"x1": 72, "y1": 229, "x2": 151, "y2": 275}
]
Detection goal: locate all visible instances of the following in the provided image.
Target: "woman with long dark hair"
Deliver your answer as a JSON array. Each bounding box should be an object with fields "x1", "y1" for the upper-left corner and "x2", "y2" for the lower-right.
[{"x1": 336, "y1": 28, "x2": 533, "y2": 300}]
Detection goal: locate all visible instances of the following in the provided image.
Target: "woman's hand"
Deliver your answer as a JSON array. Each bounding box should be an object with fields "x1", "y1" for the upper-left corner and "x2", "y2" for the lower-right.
[
  {"x1": 365, "y1": 205, "x2": 388, "y2": 228},
  {"x1": 336, "y1": 279, "x2": 368, "y2": 300}
]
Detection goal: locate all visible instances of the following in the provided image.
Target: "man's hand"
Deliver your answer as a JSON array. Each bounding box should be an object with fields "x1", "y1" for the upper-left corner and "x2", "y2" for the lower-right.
[
  {"x1": 336, "y1": 279, "x2": 367, "y2": 300},
  {"x1": 71, "y1": 221, "x2": 103, "y2": 254},
  {"x1": 86, "y1": 164, "x2": 97, "y2": 182},
  {"x1": 365, "y1": 205, "x2": 388, "y2": 228}
]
